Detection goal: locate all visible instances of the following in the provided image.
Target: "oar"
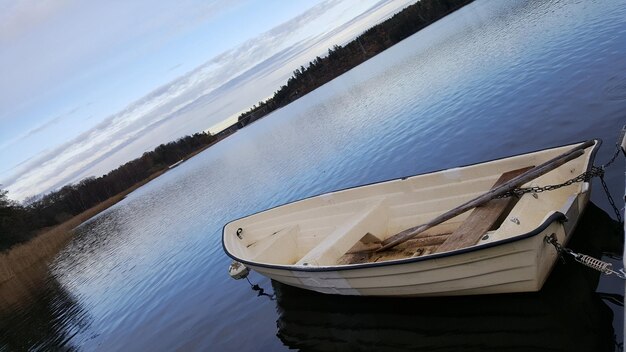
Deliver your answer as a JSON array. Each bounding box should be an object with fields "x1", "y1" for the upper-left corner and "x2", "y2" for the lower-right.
[{"x1": 378, "y1": 140, "x2": 596, "y2": 252}]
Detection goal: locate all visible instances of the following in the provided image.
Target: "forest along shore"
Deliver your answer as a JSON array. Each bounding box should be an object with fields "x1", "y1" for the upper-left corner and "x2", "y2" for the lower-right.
[
  {"x1": 0, "y1": 0, "x2": 474, "y2": 282},
  {"x1": 0, "y1": 132, "x2": 223, "y2": 285},
  {"x1": 0, "y1": 170, "x2": 168, "y2": 284}
]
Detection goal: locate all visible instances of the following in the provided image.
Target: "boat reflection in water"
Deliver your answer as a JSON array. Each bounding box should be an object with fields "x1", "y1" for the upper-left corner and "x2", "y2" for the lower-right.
[{"x1": 273, "y1": 203, "x2": 622, "y2": 352}]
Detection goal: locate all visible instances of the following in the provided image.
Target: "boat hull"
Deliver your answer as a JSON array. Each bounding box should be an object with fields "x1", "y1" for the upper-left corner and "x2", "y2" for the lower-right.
[
  {"x1": 224, "y1": 141, "x2": 598, "y2": 296},
  {"x1": 250, "y1": 197, "x2": 585, "y2": 296}
]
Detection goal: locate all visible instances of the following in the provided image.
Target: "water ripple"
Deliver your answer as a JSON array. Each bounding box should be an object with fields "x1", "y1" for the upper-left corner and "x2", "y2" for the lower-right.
[{"x1": 5, "y1": 0, "x2": 626, "y2": 350}]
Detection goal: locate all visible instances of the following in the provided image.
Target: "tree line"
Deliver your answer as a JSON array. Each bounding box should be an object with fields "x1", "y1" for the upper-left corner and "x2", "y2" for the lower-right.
[
  {"x1": 1, "y1": 0, "x2": 473, "y2": 250},
  {"x1": 238, "y1": 0, "x2": 473, "y2": 126},
  {"x1": 0, "y1": 132, "x2": 216, "y2": 250}
]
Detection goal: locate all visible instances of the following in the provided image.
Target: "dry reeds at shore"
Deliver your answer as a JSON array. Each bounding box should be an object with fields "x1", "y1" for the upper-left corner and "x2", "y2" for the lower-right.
[
  {"x1": 0, "y1": 220, "x2": 76, "y2": 285},
  {"x1": 0, "y1": 171, "x2": 160, "y2": 284}
]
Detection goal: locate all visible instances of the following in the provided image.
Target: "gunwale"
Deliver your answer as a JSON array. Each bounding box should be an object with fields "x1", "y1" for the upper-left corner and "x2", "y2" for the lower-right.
[{"x1": 222, "y1": 140, "x2": 601, "y2": 273}]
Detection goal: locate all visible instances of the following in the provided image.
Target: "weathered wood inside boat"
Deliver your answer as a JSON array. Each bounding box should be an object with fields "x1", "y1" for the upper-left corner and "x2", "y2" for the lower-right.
[
  {"x1": 338, "y1": 167, "x2": 535, "y2": 263},
  {"x1": 435, "y1": 166, "x2": 532, "y2": 253},
  {"x1": 223, "y1": 140, "x2": 601, "y2": 296},
  {"x1": 338, "y1": 167, "x2": 534, "y2": 264},
  {"x1": 338, "y1": 232, "x2": 451, "y2": 265},
  {"x1": 379, "y1": 141, "x2": 593, "y2": 251}
]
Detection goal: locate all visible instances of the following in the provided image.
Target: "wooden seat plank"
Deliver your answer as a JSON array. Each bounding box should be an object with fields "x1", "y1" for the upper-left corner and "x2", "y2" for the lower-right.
[{"x1": 434, "y1": 167, "x2": 533, "y2": 253}]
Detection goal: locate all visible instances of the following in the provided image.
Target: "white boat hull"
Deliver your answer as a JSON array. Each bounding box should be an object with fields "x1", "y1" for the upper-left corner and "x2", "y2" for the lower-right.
[
  {"x1": 249, "y1": 202, "x2": 584, "y2": 296},
  {"x1": 223, "y1": 141, "x2": 599, "y2": 296}
]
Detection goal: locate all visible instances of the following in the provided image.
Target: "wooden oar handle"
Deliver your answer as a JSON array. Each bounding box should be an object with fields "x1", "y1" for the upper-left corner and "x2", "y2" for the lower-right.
[{"x1": 378, "y1": 141, "x2": 594, "y2": 252}]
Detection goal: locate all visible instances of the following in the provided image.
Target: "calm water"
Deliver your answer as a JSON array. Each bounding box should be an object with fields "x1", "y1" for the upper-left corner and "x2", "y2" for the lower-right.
[{"x1": 3, "y1": 0, "x2": 626, "y2": 350}]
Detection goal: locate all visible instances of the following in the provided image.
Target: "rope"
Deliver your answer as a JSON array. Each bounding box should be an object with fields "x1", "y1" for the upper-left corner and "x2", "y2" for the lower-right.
[{"x1": 245, "y1": 277, "x2": 276, "y2": 300}]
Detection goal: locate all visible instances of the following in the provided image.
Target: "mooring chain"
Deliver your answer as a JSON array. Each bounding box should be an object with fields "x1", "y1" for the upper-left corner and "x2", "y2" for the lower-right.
[
  {"x1": 495, "y1": 166, "x2": 604, "y2": 199},
  {"x1": 497, "y1": 142, "x2": 625, "y2": 224},
  {"x1": 601, "y1": 142, "x2": 623, "y2": 169},
  {"x1": 545, "y1": 234, "x2": 626, "y2": 279},
  {"x1": 599, "y1": 172, "x2": 623, "y2": 224},
  {"x1": 599, "y1": 142, "x2": 625, "y2": 224}
]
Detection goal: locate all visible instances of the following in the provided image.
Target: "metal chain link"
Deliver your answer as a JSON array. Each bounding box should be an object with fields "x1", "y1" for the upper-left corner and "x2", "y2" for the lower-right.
[
  {"x1": 599, "y1": 142, "x2": 625, "y2": 224},
  {"x1": 599, "y1": 173, "x2": 623, "y2": 224},
  {"x1": 496, "y1": 166, "x2": 605, "y2": 199},
  {"x1": 495, "y1": 141, "x2": 625, "y2": 224},
  {"x1": 545, "y1": 234, "x2": 626, "y2": 279},
  {"x1": 602, "y1": 143, "x2": 622, "y2": 169}
]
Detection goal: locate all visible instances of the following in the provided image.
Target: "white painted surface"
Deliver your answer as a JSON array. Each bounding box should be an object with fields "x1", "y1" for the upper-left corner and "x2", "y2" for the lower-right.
[{"x1": 224, "y1": 141, "x2": 598, "y2": 296}]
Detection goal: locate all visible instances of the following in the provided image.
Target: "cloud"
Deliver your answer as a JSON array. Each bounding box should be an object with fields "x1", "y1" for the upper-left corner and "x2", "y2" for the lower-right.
[
  {"x1": 0, "y1": 105, "x2": 81, "y2": 153},
  {"x1": 0, "y1": 0, "x2": 75, "y2": 42},
  {"x1": 167, "y1": 63, "x2": 184, "y2": 72},
  {"x1": 24, "y1": 106, "x2": 80, "y2": 137},
  {"x1": 2, "y1": 0, "x2": 412, "y2": 201},
  {"x1": 0, "y1": 0, "x2": 241, "y2": 124}
]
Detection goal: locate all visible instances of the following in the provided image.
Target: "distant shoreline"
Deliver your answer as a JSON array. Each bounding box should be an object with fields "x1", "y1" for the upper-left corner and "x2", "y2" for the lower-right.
[
  {"x1": 0, "y1": 0, "x2": 474, "y2": 282},
  {"x1": 0, "y1": 169, "x2": 166, "y2": 284},
  {"x1": 0, "y1": 126, "x2": 227, "y2": 283}
]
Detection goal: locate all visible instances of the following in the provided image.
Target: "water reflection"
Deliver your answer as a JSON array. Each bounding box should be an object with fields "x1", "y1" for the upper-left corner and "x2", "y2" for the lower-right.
[
  {"x1": 273, "y1": 203, "x2": 622, "y2": 352},
  {"x1": 0, "y1": 262, "x2": 88, "y2": 351},
  {"x1": 1, "y1": 0, "x2": 623, "y2": 349}
]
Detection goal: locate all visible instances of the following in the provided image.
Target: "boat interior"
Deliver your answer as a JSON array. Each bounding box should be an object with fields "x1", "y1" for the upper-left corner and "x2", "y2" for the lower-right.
[{"x1": 223, "y1": 142, "x2": 596, "y2": 268}]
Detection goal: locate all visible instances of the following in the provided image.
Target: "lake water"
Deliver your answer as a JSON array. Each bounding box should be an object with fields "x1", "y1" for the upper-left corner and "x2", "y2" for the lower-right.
[{"x1": 2, "y1": 0, "x2": 626, "y2": 350}]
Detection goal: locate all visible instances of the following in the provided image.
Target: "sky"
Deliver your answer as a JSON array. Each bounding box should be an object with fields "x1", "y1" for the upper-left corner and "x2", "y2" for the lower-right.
[{"x1": 0, "y1": 0, "x2": 414, "y2": 202}]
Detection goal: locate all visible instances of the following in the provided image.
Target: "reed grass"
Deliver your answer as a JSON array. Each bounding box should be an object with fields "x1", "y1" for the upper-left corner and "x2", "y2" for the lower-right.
[{"x1": 0, "y1": 170, "x2": 166, "y2": 284}]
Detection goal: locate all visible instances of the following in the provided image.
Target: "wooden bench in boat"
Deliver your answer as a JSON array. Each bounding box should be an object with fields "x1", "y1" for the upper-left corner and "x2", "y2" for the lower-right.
[
  {"x1": 338, "y1": 167, "x2": 534, "y2": 265},
  {"x1": 296, "y1": 199, "x2": 387, "y2": 266},
  {"x1": 256, "y1": 167, "x2": 533, "y2": 267},
  {"x1": 337, "y1": 232, "x2": 451, "y2": 265},
  {"x1": 434, "y1": 167, "x2": 533, "y2": 253}
]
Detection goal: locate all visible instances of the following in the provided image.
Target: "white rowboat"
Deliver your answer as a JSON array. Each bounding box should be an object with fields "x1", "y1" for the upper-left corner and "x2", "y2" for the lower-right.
[{"x1": 223, "y1": 140, "x2": 600, "y2": 296}]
